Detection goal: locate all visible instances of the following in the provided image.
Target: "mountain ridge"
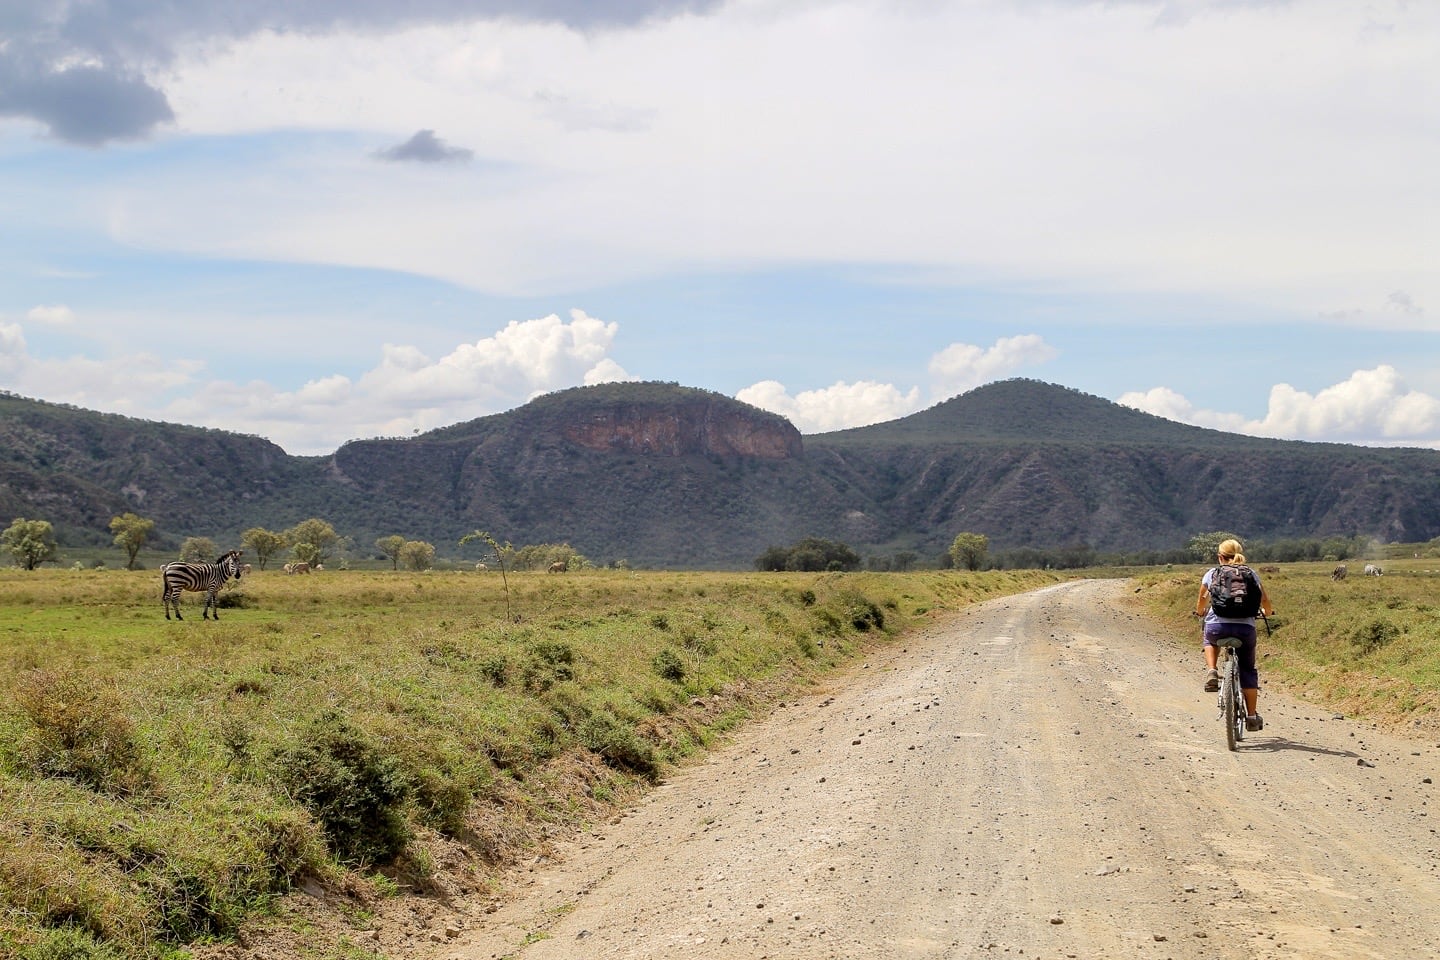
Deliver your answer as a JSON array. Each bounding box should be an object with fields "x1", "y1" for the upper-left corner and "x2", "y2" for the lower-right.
[{"x1": 2, "y1": 380, "x2": 1436, "y2": 567}]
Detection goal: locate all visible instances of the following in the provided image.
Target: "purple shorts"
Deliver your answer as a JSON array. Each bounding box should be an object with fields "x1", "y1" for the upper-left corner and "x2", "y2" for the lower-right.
[{"x1": 1203, "y1": 622, "x2": 1259, "y2": 689}]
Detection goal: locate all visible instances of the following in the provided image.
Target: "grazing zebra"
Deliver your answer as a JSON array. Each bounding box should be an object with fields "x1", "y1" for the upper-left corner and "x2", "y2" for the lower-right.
[
  {"x1": 163, "y1": 550, "x2": 244, "y2": 621},
  {"x1": 1332, "y1": 564, "x2": 1348, "y2": 581}
]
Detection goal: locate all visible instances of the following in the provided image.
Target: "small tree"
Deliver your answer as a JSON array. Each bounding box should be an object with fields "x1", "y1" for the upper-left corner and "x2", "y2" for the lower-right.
[
  {"x1": 754, "y1": 537, "x2": 861, "y2": 572},
  {"x1": 399, "y1": 540, "x2": 435, "y2": 571},
  {"x1": 179, "y1": 537, "x2": 219, "y2": 562},
  {"x1": 375, "y1": 535, "x2": 406, "y2": 570},
  {"x1": 948, "y1": 532, "x2": 989, "y2": 571},
  {"x1": 285, "y1": 518, "x2": 340, "y2": 567},
  {"x1": 109, "y1": 512, "x2": 154, "y2": 570},
  {"x1": 3, "y1": 518, "x2": 59, "y2": 570},
  {"x1": 461, "y1": 530, "x2": 513, "y2": 621},
  {"x1": 1187, "y1": 531, "x2": 1240, "y2": 562},
  {"x1": 241, "y1": 527, "x2": 287, "y2": 570}
]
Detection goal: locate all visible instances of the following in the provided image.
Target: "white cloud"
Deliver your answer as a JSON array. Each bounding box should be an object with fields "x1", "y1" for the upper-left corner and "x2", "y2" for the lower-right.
[
  {"x1": 736, "y1": 379, "x2": 923, "y2": 434},
  {"x1": 928, "y1": 335, "x2": 1059, "y2": 401},
  {"x1": 1119, "y1": 366, "x2": 1440, "y2": 446},
  {"x1": 0, "y1": 310, "x2": 632, "y2": 454},
  {"x1": 738, "y1": 334, "x2": 1057, "y2": 433},
  {"x1": 26, "y1": 305, "x2": 76, "y2": 325}
]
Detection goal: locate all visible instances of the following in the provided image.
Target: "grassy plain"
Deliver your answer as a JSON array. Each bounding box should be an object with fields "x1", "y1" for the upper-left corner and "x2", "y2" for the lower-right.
[
  {"x1": 4, "y1": 560, "x2": 1436, "y2": 959},
  {"x1": 0, "y1": 566, "x2": 1063, "y2": 959}
]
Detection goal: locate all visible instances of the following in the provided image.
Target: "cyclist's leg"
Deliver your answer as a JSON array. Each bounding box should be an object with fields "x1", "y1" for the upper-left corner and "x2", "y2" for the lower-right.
[
  {"x1": 1198, "y1": 630, "x2": 1221, "y2": 690},
  {"x1": 1237, "y1": 624, "x2": 1262, "y2": 727}
]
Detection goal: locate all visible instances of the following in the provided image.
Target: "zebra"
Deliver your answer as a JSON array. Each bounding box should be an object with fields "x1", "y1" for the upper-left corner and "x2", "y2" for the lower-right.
[{"x1": 162, "y1": 550, "x2": 244, "y2": 620}]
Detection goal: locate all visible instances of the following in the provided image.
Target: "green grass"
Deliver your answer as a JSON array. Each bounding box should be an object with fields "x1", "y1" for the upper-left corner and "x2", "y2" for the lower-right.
[
  {"x1": 1132, "y1": 558, "x2": 1440, "y2": 726},
  {"x1": 0, "y1": 566, "x2": 1066, "y2": 959}
]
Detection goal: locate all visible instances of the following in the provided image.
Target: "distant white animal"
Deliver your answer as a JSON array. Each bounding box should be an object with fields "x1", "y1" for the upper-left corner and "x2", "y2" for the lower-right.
[
  {"x1": 240, "y1": 563, "x2": 253, "y2": 575},
  {"x1": 475, "y1": 562, "x2": 489, "y2": 571},
  {"x1": 1363, "y1": 564, "x2": 1383, "y2": 577},
  {"x1": 284, "y1": 562, "x2": 311, "y2": 575}
]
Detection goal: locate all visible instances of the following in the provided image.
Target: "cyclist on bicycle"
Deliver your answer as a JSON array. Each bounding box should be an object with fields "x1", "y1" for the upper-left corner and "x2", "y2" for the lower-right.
[{"x1": 1192, "y1": 538, "x2": 1274, "y2": 731}]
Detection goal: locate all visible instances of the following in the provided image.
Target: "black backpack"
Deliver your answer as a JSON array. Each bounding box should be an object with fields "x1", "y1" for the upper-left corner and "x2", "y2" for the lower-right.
[{"x1": 1208, "y1": 563, "x2": 1261, "y2": 618}]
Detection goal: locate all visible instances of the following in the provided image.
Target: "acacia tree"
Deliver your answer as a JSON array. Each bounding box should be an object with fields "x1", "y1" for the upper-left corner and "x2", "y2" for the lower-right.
[
  {"x1": 948, "y1": 532, "x2": 989, "y2": 571},
  {"x1": 179, "y1": 537, "x2": 219, "y2": 562},
  {"x1": 399, "y1": 540, "x2": 435, "y2": 571},
  {"x1": 3, "y1": 518, "x2": 59, "y2": 570},
  {"x1": 1187, "y1": 531, "x2": 1240, "y2": 562},
  {"x1": 109, "y1": 512, "x2": 154, "y2": 570},
  {"x1": 375, "y1": 535, "x2": 406, "y2": 570},
  {"x1": 285, "y1": 518, "x2": 340, "y2": 567},
  {"x1": 241, "y1": 527, "x2": 287, "y2": 570}
]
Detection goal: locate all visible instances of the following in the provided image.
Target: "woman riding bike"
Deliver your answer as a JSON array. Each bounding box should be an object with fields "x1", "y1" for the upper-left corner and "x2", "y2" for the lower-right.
[{"x1": 1192, "y1": 539, "x2": 1274, "y2": 731}]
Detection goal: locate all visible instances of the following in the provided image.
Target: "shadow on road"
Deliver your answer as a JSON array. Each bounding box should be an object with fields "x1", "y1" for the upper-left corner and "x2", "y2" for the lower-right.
[{"x1": 1240, "y1": 736, "x2": 1359, "y2": 758}]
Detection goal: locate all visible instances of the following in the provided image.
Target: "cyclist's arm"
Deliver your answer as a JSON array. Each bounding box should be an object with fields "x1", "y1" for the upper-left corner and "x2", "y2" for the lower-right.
[
  {"x1": 1193, "y1": 582, "x2": 1210, "y2": 617},
  {"x1": 1259, "y1": 584, "x2": 1275, "y2": 617}
]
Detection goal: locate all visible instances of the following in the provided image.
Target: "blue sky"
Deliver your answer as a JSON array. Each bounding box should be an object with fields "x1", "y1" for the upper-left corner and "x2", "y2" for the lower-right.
[{"x1": 0, "y1": 0, "x2": 1435, "y2": 455}]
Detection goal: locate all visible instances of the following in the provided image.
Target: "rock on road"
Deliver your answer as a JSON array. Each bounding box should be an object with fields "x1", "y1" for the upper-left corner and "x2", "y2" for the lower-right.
[{"x1": 437, "y1": 580, "x2": 1440, "y2": 960}]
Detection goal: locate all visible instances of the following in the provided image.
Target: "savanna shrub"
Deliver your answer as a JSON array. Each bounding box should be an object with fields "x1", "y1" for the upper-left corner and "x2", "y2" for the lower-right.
[
  {"x1": 522, "y1": 640, "x2": 575, "y2": 691},
  {"x1": 1349, "y1": 618, "x2": 1399, "y2": 655},
  {"x1": 270, "y1": 713, "x2": 411, "y2": 866},
  {"x1": 15, "y1": 670, "x2": 149, "y2": 795},
  {"x1": 478, "y1": 654, "x2": 509, "y2": 687},
  {"x1": 652, "y1": 649, "x2": 685, "y2": 682},
  {"x1": 576, "y1": 712, "x2": 657, "y2": 777},
  {"x1": 842, "y1": 594, "x2": 885, "y2": 631}
]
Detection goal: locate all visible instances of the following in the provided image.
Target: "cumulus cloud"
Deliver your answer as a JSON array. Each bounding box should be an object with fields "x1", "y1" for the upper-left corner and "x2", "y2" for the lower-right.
[
  {"x1": 1119, "y1": 366, "x2": 1440, "y2": 446},
  {"x1": 0, "y1": 310, "x2": 631, "y2": 453},
  {"x1": 737, "y1": 380, "x2": 924, "y2": 434},
  {"x1": 0, "y1": 0, "x2": 721, "y2": 144},
  {"x1": 738, "y1": 334, "x2": 1057, "y2": 433},
  {"x1": 374, "y1": 129, "x2": 474, "y2": 164},
  {"x1": 928, "y1": 335, "x2": 1059, "y2": 401}
]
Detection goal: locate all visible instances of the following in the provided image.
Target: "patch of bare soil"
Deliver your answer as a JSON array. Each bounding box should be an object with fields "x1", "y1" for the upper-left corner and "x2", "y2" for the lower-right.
[{"x1": 213, "y1": 581, "x2": 1440, "y2": 959}]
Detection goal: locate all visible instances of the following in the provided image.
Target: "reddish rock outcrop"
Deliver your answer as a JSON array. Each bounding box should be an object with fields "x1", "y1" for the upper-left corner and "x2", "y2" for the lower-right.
[{"x1": 561, "y1": 401, "x2": 802, "y2": 459}]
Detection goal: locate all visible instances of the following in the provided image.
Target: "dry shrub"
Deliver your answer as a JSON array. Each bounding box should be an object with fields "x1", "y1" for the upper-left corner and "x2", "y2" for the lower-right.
[{"x1": 14, "y1": 670, "x2": 150, "y2": 796}]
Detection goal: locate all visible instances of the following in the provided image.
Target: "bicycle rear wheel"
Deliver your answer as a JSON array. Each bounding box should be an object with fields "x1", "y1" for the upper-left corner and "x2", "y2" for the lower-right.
[{"x1": 1222, "y1": 656, "x2": 1240, "y2": 751}]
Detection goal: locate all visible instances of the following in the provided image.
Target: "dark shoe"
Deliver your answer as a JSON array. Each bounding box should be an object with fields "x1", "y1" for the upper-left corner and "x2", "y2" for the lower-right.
[
  {"x1": 1203, "y1": 669, "x2": 1220, "y2": 693},
  {"x1": 1246, "y1": 714, "x2": 1264, "y2": 732}
]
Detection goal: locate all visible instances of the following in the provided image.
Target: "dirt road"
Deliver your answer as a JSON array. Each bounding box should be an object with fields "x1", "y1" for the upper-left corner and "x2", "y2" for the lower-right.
[{"x1": 433, "y1": 580, "x2": 1440, "y2": 960}]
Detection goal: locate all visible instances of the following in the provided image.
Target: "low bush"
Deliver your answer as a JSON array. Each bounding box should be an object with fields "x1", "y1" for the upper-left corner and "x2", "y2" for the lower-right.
[
  {"x1": 14, "y1": 670, "x2": 149, "y2": 796},
  {"x1": 269, "y1": 713, "x2": 412, "y2": 867}
]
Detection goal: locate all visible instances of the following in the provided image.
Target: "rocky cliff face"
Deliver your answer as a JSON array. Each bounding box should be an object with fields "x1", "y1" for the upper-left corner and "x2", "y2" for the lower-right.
[{"x1": 560, "y1": 400, "x2": 803, "y2": 459}]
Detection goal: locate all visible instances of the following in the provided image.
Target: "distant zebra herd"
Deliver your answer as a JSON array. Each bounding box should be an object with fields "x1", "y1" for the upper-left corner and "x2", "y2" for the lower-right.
[{"x1": 1331, "y1": 563, "x2": 1384, "y2": 581}]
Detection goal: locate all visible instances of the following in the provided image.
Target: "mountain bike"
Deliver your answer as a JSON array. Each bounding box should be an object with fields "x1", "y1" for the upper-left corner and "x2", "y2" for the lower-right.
[{"x1": 1215, "y1": 636, "x2": 1246, "y2": 751}]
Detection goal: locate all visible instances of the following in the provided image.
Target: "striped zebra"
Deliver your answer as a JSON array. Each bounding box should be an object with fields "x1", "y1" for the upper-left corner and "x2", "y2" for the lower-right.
[{"x1": 162, "y1": 550, "x2": 244, "y2": 620}]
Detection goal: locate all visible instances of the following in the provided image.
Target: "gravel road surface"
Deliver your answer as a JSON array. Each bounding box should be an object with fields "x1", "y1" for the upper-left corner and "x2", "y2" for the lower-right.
[{"x1": 432, "y1": 579, "x2": 1440, "y2": 960}]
